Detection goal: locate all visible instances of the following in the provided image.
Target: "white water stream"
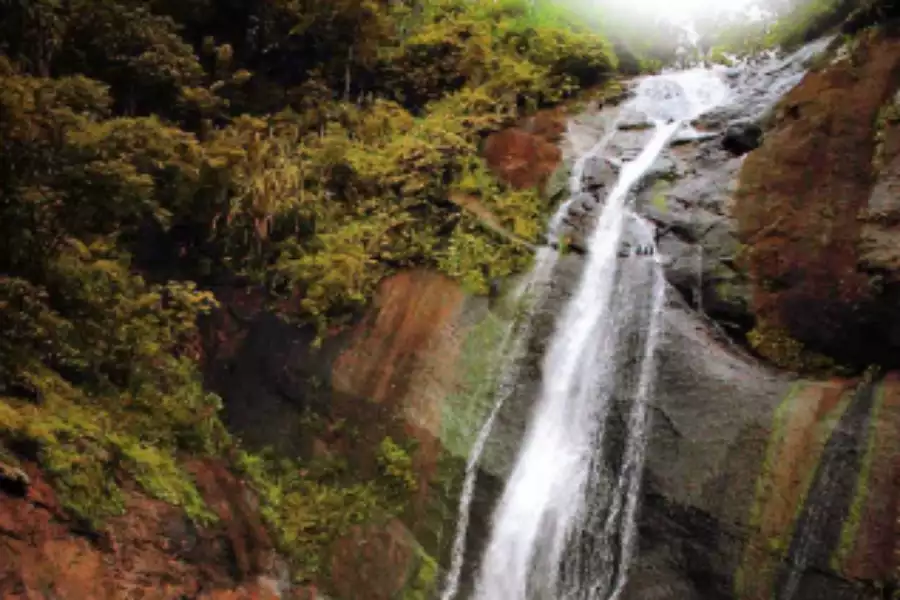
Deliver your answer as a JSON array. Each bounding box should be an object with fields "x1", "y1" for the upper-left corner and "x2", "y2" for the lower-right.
[
  {"x1": 443, "y1": 67, "x2": 731, "y2": 600},
  {"x1": 473, "y1": 118, "x2": 680, "y2": 600},
  {"x1": 440, "y1": 107, "x2": 624, "y2": 600},
  {"x1": 438, "y1": 36, "x2": 835, "y2": 600}
]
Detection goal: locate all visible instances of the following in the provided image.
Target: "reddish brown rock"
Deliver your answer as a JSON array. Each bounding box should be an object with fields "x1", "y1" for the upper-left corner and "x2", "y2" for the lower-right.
[
  {"x1": 201, "y1": 271, "x2": 474, "y2": 598},
  {"x1": 328, "y1": 519, "x2": 423, "y2": 600},
  {"x1": 735, "y1": 380, "x2": 852, "y2": 599},
  {"x1": 0, "y1": 460, "x2": 281, "y2": 600},
  {"x1": 186, "y1": 460, "x2": 277, "y2": 581},
  {"x1": 332, "y1": 270, "x2": 466, "y2": 507},
  {"x1": 842, "y1": 373, "x2": 900, "y2": 582},
  {"x1": 483, "y1": 108, "x2": 565, "y2": 190},
  {"x1": 735, "y1": 31, "x2": 900, "y2": 367}
]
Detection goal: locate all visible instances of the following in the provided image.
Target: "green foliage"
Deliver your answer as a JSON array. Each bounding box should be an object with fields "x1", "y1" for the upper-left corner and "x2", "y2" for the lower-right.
[
  {"x1": 0, "y1": 0, "x2": 631, "y2": 590},
  {"x1": 744, "y1": 0, "x2": 900, "y2": 53},
  {"x1": 764, "y1": 0, "x2": 858, "y2": 49},
  {"x1": 1, "y1": 0, "x2": 624, "y2": 336},
  {"x1": 235, "y1": 439, "x2": 418, "y2": 581},
  {"x1": 0, "y1": 244, "x2": 225, "y2": 526},
  {"x1": 401, "y1": 550, "x2": 439, "y2": 600},
  {"x1": 379, "y1": 0, "x2": 617, "y2": 111},
  {"x1": 377, "y1": 436, "x2": 419, "y2": 495},
  {"x1": 698, "y1": 0, "x2": 897, "y2": 56}
]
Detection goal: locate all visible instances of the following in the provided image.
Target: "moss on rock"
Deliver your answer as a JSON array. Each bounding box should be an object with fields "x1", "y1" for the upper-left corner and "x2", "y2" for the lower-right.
[
  {"x1": 734, "y1": 29, "x2": 900, "y2": 372},
  {"x1": 747, "y1": 322, "x2": 836, "y2": 374}
]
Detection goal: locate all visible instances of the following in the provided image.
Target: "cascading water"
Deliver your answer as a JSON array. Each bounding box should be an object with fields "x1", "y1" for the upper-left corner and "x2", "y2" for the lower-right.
[
  {"x1": 440, "y1": 245, "x2": 559, "y2": 600},
  {"x1": 473, "y1": 121, "x2": 678, "y2": 600},
  {"x1": 441, "y1": 112, "x2": 625, "y2": 600},
  {"x1": 446, "y1": 68, "x2": 731, "y2": 600}
]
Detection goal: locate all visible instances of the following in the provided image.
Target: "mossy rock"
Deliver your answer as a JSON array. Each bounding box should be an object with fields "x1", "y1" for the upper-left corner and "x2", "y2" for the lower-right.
[
  {"x1": 747, "y1": 322, "x2": 838, "y2": 374},
  {"x1": 545, "y1": 160, "x2": 573, "y2": 207}
]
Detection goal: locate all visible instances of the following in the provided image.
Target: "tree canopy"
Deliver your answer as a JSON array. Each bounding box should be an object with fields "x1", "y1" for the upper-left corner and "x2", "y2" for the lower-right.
[{"x1": 0, "y1": 0, "x2": 633, "y2": 589}]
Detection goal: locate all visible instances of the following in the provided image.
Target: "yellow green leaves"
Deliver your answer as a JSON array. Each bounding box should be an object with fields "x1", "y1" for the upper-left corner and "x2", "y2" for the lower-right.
[
  {"x1": 0, "y1": 235, "x2": 226, "y2": 526},
  {"x1": 206, "y1": 116, "x2": 305, "y2": 240},
  {"x1": 235, "y1": 444, "x2": 405, "y2": 579},
  {"x1": 0, "y1": 1, "x2": 627, "y2": 589},
  {"x1": 762, "y1": 0, "x2": 869, "y2": 50},
  {"x1": 116, "y1": 437, "x2": 217, "y2": 523},
  {"x1": 379, "y1": 0, "x2": 616, "y2": 113},
  {"x1": 378, "y1": 437, "x2": 419, "y2": 494}
]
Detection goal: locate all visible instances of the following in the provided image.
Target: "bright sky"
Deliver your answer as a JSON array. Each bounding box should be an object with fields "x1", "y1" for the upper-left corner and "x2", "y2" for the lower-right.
[{"x1": 597, "y1": 0, "x2": 767, "y2": 21}]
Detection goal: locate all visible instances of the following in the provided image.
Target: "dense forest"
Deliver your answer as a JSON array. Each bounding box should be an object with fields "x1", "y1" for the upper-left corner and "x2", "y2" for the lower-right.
[
  {"x1": 0, "y1": 0, "x2": 640, "y2": 588},
  {"x1": 0, "y1": 0, "x2": 892, "y2": 592}
]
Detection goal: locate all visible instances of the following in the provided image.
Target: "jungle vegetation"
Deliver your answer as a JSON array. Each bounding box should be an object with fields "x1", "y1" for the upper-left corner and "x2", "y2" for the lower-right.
[
  {"x1": 1, "y1": 0, "x2": 894, "y2": 591},
  {"x1": 0, "y1": 0, "x2": 640, "y2": 588}
]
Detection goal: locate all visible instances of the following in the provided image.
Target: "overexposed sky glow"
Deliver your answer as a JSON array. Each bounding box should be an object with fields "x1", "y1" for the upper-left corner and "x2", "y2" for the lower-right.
[{"x1": 595, "y1": 0, "x2": 768, "y2": 21}]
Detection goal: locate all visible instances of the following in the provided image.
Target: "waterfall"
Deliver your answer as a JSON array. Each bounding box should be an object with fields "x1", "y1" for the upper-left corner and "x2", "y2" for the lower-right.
[
  {"x1": 461, "y1": 69, "x2": 730, "y2": 600},
  {"x1": 441, "y1": 106, "x2": 626, "y2": 600},
  {"x1": 472, "y1": 121, "x2": 678, "y2": 600},
  {"x1": 440, "y1": 246, "x2": 559, "y2": 600}
]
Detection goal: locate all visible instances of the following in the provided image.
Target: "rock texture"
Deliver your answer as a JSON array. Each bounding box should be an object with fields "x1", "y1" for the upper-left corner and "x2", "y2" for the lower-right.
[
  {"x1": 0, "y1": 460, "x2": 285, "y2": 599},
  {"x1": 722, "y1": 122, "x2": 763, "y2": 155},
  {"x1": 444, "y1": 241, "x2": 900, "y2": 600},
  {"x1": 201, "y1": 271, "x2": 503, "y2": 599},
  {"x1": 444, "y1": 34, "x2": 900, "y2": 600},
  {"x1": 639, "y1": 137, "x2": 753, "y2": 333},
  {"x1": 859, "y1": 90, "x2": 900, "y2": 279},
  {"x1": 735, "y1": 30, "x2": 900, "y2": 369},
  {"x1": 18, "y1": 33, "x2": 900, "y2": 600},
  {"x1": 482, "y1": 109, "x2": 566, "y2": 190}
]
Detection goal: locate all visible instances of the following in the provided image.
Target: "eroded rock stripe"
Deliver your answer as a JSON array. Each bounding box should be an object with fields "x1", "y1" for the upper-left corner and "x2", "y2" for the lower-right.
[{"x1": 736, "y1": 379, "x2": 852, "y2": 599}]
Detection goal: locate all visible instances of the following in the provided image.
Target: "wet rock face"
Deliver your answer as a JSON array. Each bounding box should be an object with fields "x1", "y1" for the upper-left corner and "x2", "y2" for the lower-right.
[
  {"x1": 552, "y1": 103, "x2": 756, "y2": 332},
  {"x1": 859, "y1": 92, "x2": 900, "y2": 279},
  {"x1": 547, "y1": 48, "x2": 833, "y2": 338},
  {"x1": 619, "y1": 298, "x2": 788, "y2": 600},
  {"x1": 735, "y1": 31, "x2": 900, "y2": 369},
  {"x1": 622, "y1": 301, "x2": 900, "y2": 600},
  {"x1": 455, "y1": 250, "x2": 900, "y2": 600},
  {"x1": 203, "y1": 272, "x2": 493, "y2": 599},
  {"x1": 641, "y1": 138, "x2": 754, "y2": 333},
  {"x1": 554, "y1": 161, "x2": 618, "y2": 251},
  {"x1": 583, "y1": 155, "x2": 619, "y2": 192}
]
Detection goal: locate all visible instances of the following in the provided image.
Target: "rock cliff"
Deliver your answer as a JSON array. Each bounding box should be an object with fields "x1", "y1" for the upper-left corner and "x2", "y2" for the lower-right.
[{"x1": 736, "y1": 28, "x2": 900, "y2": 371}]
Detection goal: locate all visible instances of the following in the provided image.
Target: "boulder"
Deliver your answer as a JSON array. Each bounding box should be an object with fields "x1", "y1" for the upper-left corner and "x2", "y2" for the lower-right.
[
  {"x1": 482, "y1": 108, "x2": 567, "y2": 191},
  {"x1": 442, "y1": 247, "x2": 900, "y2": 600},
  {"x1": 734, "y1": 29, "x2": 900, "y2": 369},
  {"x1": 722, "y1": 122, "x2": 763, "y2": 155},
  {"x1": 859, "y1": 96, "x2": 900, "y2": 279},
  {"x1": 636, "y1": 135, "x2": 753, "y2": 332},
  {"x1": 582, "y1": 155, "x2": 619, "y2": 191}
]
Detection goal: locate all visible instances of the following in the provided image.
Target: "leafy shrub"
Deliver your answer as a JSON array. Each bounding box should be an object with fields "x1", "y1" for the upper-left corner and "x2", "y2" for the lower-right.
[
  {"x1": 0, "y1": 0, "x2": 628, "y2": 590},
  {"x1": 765, "y1": 0, "x2": 859, "y2": 48}
]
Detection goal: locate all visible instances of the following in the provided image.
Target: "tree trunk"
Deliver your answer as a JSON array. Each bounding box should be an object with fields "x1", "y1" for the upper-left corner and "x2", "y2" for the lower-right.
[{"x1": 344, "y1": 45, "x2": 353, "y2": 103}]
